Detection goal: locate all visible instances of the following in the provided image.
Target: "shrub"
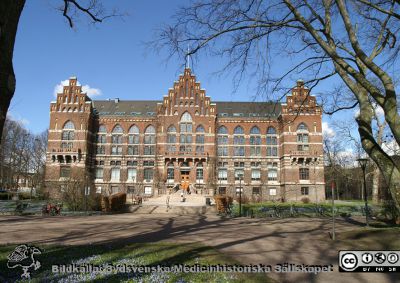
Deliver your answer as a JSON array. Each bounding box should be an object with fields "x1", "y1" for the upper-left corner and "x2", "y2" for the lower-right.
[
  {"x1": 380, "y1": 200, "x2": 400, "y2": 224},
  {"x1": 235, "y1": 195, "x2": 250, "y2": 204},
  {"x1": 214, "y1": 195, "x2": 233, "y2": 213},
  {"x1": 301, "y1": 197, "x2": 310, "y2": 204},
  {"x1": 109, "y1": 192, "x2": 126, "y2": 212}
]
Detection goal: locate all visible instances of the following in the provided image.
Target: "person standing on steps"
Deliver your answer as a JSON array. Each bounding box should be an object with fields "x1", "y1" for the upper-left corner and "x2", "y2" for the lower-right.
[{"x1": 166, "y1": 190, "x2": 171, "y2": 210}]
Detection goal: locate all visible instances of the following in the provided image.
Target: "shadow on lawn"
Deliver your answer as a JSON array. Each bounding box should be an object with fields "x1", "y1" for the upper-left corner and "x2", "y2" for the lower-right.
[{"x1": 1, "y1": 215, "x2": 399, "y2": 283}]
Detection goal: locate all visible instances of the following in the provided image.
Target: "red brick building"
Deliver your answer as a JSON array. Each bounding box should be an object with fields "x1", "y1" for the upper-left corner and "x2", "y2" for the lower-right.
[{"x1": 45, "y1": 68, "x2": 325, "y2": 201}]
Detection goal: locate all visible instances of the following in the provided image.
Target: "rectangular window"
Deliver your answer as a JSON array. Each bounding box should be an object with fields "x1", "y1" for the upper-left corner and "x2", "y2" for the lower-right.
[
  {"x1": 128, "y1": 145, "x2": 139, "y2": 155},
  {"x1": 196, "y1": 145, "x2": 204, "y2": 153},
  {"x1": 143, "y1": 161, "x2": 154, "y2": 166},
  {"x1": 218, "y1": 187, "x2": 226, "y2": 195},
  {"x1": 167, "y1": 135, "x2": 176, "y2": 143},
  {"x1": 96, "y1": 186, "x2": 102, "y2": 194},
  {"x1": 167, "y1": 145, "x2": 176, "y2": 152},
  {"x1": 301, "y1": 187, "x2": 309, "y2": 195},
  {"x1": 167, "y1": 168, "x2": 174, "y2": 180},
  {"x1": 144, "y1": 146, "x2": 155, "y2": 155},
  {"x1": 196, "y1": 168, "x2": 203, "y2": 180},
  {"x1": 299, "y1": 168, "x2": 310, "y2": 180},
  {"x1": 250, "y1": 147, "x2": 261, "y2": 156},
  {"x1": 269, "y1": 188, "x2": 277, "y2": 196},
  {"x1": 218, "y1": 147, "x2": 228, "y2": 156},
  {"x1": 60, "y1": 167, "x2": 70, "y2": 178},
  {"x1": 250, "y1": 136, "x2": 261, "y2": 145},
  {"x1": 234, "y1": 136, "x2": 245, "y2": 144},
  {"x1": 251, "y1": 169, "x2": 261, "y2": 181},
  {"x1": 252, "y1": 187, "x2": 261, "y2": 195},
  {"x1": 127, "y1": 161, "x2": 138, "y2": 166},
  {"x1": 234, "y1": 146, "x2": 245, "y2": 156},
  {"x1": 144, "y1": 135, "x2": 155, "y2": 144},
  {"x1": 144, "y1": 168, "x2": 154, "y2": 180},
  {"x1": 111, "y1": 186, "x2": 119, "y2": 194},
  {"x1": 127, "y1": 168, "x2": 137, "y2": 181},
  {"x1": 97, "y1": 146, "x2": 105, "y2": 155},
  {"x1": 234, "y1": 169, "x2": 244, "y2": 180},
  {"x1": 267, "y1": 147, "x2": 278, "y2": 156},
  {"x1": 111, "y1": 168, "x2": 120, "y2": 181},
  {"x1": 112, "y1": 135, "x2": 122, "y2": 144},
  {"x1": 95, "y1": 168, "x2": 103, "y2": 179},
  {"x1": 235, "y1": 187, "x2": 243, "y2": 196},
  {"x1": 97, "y1": 135, "x2": 106, "y2": 144},
  {"x1": 267, "y1": 136, "x2": 277, "y2": 145},
  {"x1": 217, "y1": 136, "x2": 228, "y2": 145},
  {"x1": 111, "y1": 146, "x2": 122, "y2": 155},
  {"x1": 268, "y1": 169, "x2": 278, "y2": 181},
  {"x1": 218, "y1": 169, "x2": 228, "y2": 180},
  {"x1": 128, "y1": 135, "x2": 139, "y2": 144},
  {"x1": 196, "y1": 135, "x2": 205, "y2": 144},
  {"x1": 127, "y1": 186, "x2": 135, "y2": 194}
]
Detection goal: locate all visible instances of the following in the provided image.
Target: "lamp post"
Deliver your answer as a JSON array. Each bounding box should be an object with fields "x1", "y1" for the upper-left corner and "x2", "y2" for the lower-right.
[
  {"x1": 357, "y1": 158, "x2": 369, "y2": 227},
  {"x1": 238, "y1": 173, "x2": 243, "y2": 217},
  {"x1": 331, "y1": 180, "x2": 336, "y2": 240}
]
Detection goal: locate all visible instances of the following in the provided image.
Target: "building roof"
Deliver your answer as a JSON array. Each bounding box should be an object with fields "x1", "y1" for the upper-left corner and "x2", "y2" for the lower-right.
[{"x1": 92, "y1": 100, "x2": 281, "y2": 118}]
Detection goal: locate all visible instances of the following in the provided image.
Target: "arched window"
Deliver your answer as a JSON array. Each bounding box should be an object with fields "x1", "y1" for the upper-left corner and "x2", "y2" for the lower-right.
[
  {"x1": 167, "y1": 125, "x2": 177, "y2": 152},
  {"x1": 196, "y1": 125, "x2": 205, "y2": 153},
  {"x1": 297, "y1": 123, "x2": 309, "y2": 151},
  {"x1": 267, "y1": 126, "x2": 278, "y2": 156},
  {"x1": 217, "y1": 126, "x2": 229, "y2": 156},
  {"x1": 127, "y1": 125, "x2": 140, "y2": 155},
  {"x1": 267, "y1": 126, "x2": 276, "y2": 135},
  {"x1": 96, "y1": 124, "x2": 107, "y2": 154},
  {"x1": 234, "y1": 126, "x2": 244, "y2": 135},
  {"x1": 144, "y1": 125, "x2": 155, "y2": 155},
  {"x1": 218, "y1": 126, "x2": 228, "y2": 135},
  {"x1": 98, "y1": 125, "x2": 107, "y2": 133},
  {"x1": 297, "y1": 123, "x2": 308, "y2": 131},
  {"x1": 62, "y1": 121, "x2": 75, "y2": 141},
  {"x1": 250, "y1": 126, "x2": 261, "y2": 156},
  {"x1": 233, "y1": 126, "x2": 245, "y2": 156},
  {"x1": 111, "y1": 124, "x2": 123, "y2": 155},
  {"x1": 179, "y1": 112, "x2": 192, "y2": 152}
]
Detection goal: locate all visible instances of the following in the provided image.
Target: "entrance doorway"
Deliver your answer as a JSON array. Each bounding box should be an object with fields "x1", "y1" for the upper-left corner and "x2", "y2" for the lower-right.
[{"x1": 180, "y1": 171, "x2": 190, "y2": 192}]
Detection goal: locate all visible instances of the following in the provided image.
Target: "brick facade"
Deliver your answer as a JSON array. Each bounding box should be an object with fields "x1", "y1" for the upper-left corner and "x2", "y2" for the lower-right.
[{"x1": 45, "y1": 69, "x2": 325, "y2": 202}]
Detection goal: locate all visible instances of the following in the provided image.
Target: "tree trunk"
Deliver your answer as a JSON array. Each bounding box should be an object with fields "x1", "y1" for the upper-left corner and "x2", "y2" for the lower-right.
[
  {"x1": 0, "y1": 0, "x2": 25, "y2": 141},
  {"x1": 372, "y1": 165, "x2": 380, "y2": 203}
]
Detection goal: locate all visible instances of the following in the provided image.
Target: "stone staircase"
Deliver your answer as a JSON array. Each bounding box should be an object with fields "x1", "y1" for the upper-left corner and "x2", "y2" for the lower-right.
[{"x1": 127, "y1": 191, "x2": 216, "y2": 215}]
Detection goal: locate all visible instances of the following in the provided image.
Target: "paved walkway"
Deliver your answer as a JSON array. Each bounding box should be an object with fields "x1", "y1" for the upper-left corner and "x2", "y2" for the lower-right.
[{"x1": 0, "y1": 214, "x2": 397, "y2": 283}]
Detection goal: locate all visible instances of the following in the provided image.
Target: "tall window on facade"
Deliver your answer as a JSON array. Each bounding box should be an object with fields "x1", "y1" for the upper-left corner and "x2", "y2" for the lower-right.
[
  {"x1": 111, "y1": 167, "x2": 120, "y2": 181},
  {"x1": 95, "y1": 160, "x2": 104, "y2": 180},
  {"x1": 299, "y1": 168, "x2": 310, "y2": 180},
  {"x1": 250, "y1": 126, "x2": 261, "y2": 156},
  {"x1": 96, "y1": 125, "x2": 106, "y2": 155},
  {"x1": 233, "y1": 126, "x2": 245, "y2": 156},
  {"x1": 297, "y1": 123, "x2": 309, "y2": 151},
  {"x1": 196, "y1": 162, "x2": 203, "y2": 180},
  {"x1": 179, "y1": 112, "x2": 193, "y2": 152},
  {"x1": 144, "y1": 125, "x2": 156, "y2": 155},
  {"x1": 127, "y1": 160, "x2": 137, "y2": 182},
  {"x1": 167, "y1": 162, "x2": 174, "y2": 181},
  {"x1": 167, "y1": 125, "x2": 177, "y2": 152},
  {"x1": 217, "y1": 126, "x2": 228, "y2": 156},
  {"x1": 267, "y1": 162, "x2": 278, "y2": 181},
  {"x1": 234, "y1": 162, "x2": 245, "y2": 180},
  {"x1": 195, "y1": 125, "x2": 205, "y2": 153},
  {"x1": 266, "y1": 126, "x2": 278, "y2": 156},
  {"x1": 251, "y1": 162, "x2": 261, "y2": 181},
  {"x1": 128, "y1": 125, "x2": 140, "y2": 155},
  {"x1": 111, "y1": 125, "x2": 123, "y2": 155},
  {"x1": 144, "y1": 160, "x2": 154, "y2": 181},
  {"x1": 61, "y1": 121, "x2": 75, "y2": 150},
  {"x1": 301, "y1": 187, "x2": 309, "y2": 195}
]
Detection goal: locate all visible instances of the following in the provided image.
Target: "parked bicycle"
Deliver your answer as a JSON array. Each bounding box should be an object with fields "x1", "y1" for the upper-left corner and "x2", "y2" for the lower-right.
[{"x1": 42, "y1": 203, "x2": 63, "y2": 216}]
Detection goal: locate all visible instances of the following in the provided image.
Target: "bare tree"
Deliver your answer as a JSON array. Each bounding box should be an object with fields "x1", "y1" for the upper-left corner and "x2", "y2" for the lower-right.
[
  {"x1": 0, "y1": 0, "x2": 120, "y2": 143},
  {"x1": 153, "y1": 0, "x2": 400, "y2": 211}
]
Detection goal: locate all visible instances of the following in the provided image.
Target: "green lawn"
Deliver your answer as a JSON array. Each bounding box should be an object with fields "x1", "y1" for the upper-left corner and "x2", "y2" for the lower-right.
[{"x1": 0, "y1": 242, "x2": 272, "y2": 283}]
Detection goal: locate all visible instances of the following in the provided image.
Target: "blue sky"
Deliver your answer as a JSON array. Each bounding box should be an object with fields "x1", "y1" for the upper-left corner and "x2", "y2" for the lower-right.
[{"x1": 11, "y1": 0, "x2": 343, "y2": 135}]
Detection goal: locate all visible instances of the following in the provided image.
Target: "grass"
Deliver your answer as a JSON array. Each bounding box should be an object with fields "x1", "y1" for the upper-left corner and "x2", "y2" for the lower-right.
[{"x1": 0, "y1": 242, "x2": 272, "y2": 283}]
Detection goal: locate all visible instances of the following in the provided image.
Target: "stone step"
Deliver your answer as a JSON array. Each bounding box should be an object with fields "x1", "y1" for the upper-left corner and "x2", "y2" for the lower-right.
[{"x1": 126, "y1": 204, "x2": 217, "y2": 215}]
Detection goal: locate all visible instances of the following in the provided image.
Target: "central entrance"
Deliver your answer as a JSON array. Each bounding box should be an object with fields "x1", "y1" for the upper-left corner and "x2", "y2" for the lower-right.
[{"x1": 180, "y1": 171, "x2": 190, "y2": 192}]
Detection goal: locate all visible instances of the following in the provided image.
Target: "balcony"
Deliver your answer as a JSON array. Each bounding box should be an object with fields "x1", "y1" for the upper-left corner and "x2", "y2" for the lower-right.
[
  {"x1": 52, "y1": 147, "x2": 79, "y2": 153},
  {"x1": 164, "y1": 151, "x2": 207, "y2": 157},
  {"x1": 290, "y1": 150, "x2": 318, "y2": 156}
]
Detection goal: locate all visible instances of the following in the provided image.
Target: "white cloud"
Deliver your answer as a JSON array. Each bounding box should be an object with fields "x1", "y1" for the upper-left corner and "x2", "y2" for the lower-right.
[
  {"x1": 53, "y1": 79, "x2": 102, "y2": 98},
  {"x1": 7, "y1": 111, "x2": 30, "y2": 126},
  {"x1": 322, "y1": 122, "x2": 335, "y2": 138},
  {"x1": 81, "y1": 84, "x2": 102, "y2": 98}
]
